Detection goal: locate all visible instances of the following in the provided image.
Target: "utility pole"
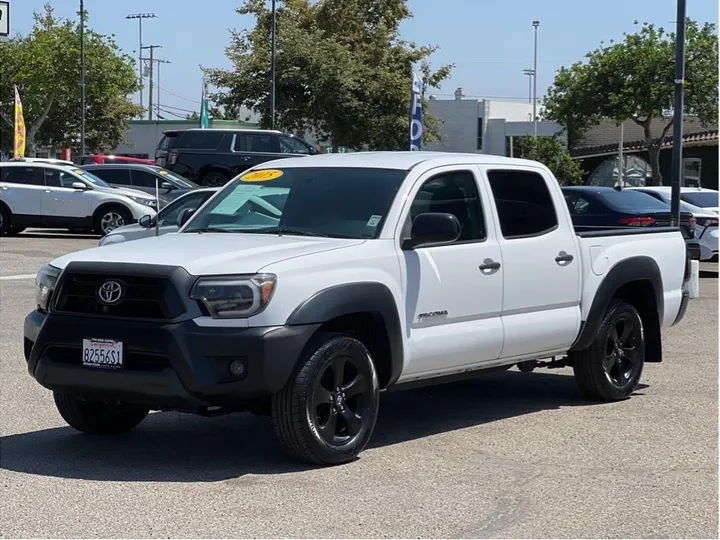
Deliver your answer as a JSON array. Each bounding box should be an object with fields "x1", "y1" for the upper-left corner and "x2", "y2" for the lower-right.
[
  {"x1": 270, "y1": 0, "x2": 277, "y2": 129},
  {"x1": 670, "y1": 0, "x2": 686, "y2": 226},
  {"x1": 532, "y1": 20, "x2": 540, "y2": 139},
  {"x1": 126, "y1": 13, "x2": 157, "y2": 115},
  {"x1": 522, "y1": 68, "x2": 534, "y2": 104},
  {"x1": 80, "y1": 0, "x2": 86, "y2": 156},
  {"x1": 141, "y1": 45, "x2": 162, "y2": 121},
  {"x1": 142, "y1": 57, "x2": 171, "y2": 118}
]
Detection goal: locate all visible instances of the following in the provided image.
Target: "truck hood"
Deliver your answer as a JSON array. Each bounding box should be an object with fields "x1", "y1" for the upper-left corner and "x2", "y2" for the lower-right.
[{"x1": 50, "y1": 233, "x2": 366, "y2": 275}]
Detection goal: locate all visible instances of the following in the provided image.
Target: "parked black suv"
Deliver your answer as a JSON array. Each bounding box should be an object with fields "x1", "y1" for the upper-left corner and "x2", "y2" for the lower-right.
[{"x1": 154, "y1": 128, "x2": 318, "y2": 187}]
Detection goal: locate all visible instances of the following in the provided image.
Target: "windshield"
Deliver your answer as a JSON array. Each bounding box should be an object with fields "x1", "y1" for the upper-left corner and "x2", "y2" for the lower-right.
[
  {"x1": 68, "y1": 167, "x2": 111, "y2": 188},
  {"x1": 152, "y1": 167, "x2": 199, "y2": 188},
  {"x1": 600, "y1": 190, "x2": 671, "y2": 211},
  {"x1": 680, "y1": 191, "x2": 718, "y2": 209},
  {"x1": 183, "y1": 167, "x2": 407, "y2": 238}
]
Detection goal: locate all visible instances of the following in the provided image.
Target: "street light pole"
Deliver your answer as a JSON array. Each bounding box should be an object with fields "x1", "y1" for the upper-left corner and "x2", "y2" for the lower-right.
[
  {"x1": 270, "y1": 0, "x2": 276, "y2": 129},
  {"x1": 126, "y1": 13, "x2": 157, "y2": 116},
  {"x1": 532, "y1": 20, "x2": 540, "y2": 139},
  {"x1": 523, "y1": 68, "x2": 534, "y2": 104},
  {"x1": 670, "y1": 0, "x2": 686, "y2": 226},
  {"x1": 79, "y1": 0, "x2": 85, "y2": 156}
]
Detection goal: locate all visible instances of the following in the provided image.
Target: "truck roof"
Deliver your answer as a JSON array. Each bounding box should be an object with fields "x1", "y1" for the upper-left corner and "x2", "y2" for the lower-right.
[{"x1": 256, "y1": 151, "x2": 541, "y2": 171}]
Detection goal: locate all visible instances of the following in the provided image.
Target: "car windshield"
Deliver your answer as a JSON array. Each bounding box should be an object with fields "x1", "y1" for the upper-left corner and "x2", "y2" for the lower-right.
[
  {"x1": 152, "y1": 167, "x2": 199, "y2": 188},
  {"x1": 600, "y1": 190, "x2": 671, "y2": 211},
  {"x1": 67, "y1": 167, "x2": 111, "y2": 188},
  {"x1": 183, "y1": 167, "x2": 407, "y2": 239},
  {"x1": 680, "y1": 191, "x2": 718, "y2": 209}
]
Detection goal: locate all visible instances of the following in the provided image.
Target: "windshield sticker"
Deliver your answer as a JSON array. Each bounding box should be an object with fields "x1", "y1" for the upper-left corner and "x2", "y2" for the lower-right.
[
  {"x1": 241, "y1": 169, "x2": 284, "y2": 182},
  {"x1": 366, "y1": 215, "x2": 382, "y2": 227},
  {"x1": 159, "y1": 170, "x2": 169, "y2": 175},
  {"x1": 209, "y1": 185, "x2": 263, "y2": 214}
]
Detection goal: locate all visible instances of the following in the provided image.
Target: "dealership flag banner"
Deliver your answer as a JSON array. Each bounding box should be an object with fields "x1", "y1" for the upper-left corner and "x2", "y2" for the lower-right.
[
  {"x1": 409, "y1": 73, "x2": 423, "y2": 151},
  {"x1": 13, "y1": 85, "x2": 26, "y2": 158},
  {"x1": 199, "y1": 78, "x2": 210, "y2": 129}
]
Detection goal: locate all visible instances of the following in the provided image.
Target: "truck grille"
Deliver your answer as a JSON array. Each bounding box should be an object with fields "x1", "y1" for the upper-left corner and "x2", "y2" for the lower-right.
[{"x1": 53, "y1": 272, "x2": 185, "y2": 320}]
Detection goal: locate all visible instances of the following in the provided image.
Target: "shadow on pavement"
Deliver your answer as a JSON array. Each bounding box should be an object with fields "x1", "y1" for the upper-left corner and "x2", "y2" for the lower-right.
[
  {"x1": 16, "y1": 230, "x2": 100, "y2": 240},
  {"x1": 0, "y1": 370, "x2": 648, "y2": 482}
]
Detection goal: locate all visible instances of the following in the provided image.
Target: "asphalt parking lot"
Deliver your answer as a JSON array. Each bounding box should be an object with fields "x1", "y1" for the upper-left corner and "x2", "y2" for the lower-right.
[{"x1": 1, "y1": 230, "x2": 718, "y2": 539}]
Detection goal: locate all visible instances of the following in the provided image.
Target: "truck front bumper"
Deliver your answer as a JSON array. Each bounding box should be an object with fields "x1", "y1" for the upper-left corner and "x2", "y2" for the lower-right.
[{"x1": 24, "y1": 310, "x2": 319, "y2": 411}]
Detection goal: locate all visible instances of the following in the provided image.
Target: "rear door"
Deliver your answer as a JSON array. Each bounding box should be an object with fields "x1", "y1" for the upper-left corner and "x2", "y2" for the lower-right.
[
  {"x1": 230, "y1": 132, "x2": 282, "y2": 174},
  {"x1": 0, "y1": 166, "x2": 45, "y2": 221},
  {"x1": 483, "y1": 167, "x2": 582, "y2": 359}
]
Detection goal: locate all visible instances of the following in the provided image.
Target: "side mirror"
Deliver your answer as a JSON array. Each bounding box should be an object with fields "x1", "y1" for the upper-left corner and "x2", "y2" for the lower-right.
[
  {"x1": 160, "y1": 181, "x2": 173, "y2": 191},
  {"x1": 177, "y1": 207, "x2": 197, "y2": 228},
  {"x1": 309, "y1": 147, "x2": 319, "y2": 155},
  {"x1": 71, "y1": 181, "x2": 88, "y2": 190},
  {"x1": 402, "y1": 212, "x2": 461, "y2": 250},
  {"x1": 138, "y1": 214, "x2": 155, "y2": 228}
]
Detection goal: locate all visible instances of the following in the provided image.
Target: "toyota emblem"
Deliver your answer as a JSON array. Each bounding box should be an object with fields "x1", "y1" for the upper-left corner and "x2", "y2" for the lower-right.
[{"x1": 97, "y1": 280, "x2": 123, "y2": 305}]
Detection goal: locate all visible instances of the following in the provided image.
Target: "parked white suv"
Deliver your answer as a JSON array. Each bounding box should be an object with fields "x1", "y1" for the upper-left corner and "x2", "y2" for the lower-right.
[{"x1": 0, "y1": 162, "x2": 157, "y2": 236}]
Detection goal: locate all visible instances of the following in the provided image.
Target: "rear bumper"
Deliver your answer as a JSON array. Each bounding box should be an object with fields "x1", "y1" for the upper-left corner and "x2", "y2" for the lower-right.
[{"x1": 24, "y1": 310, "x2": 319, "y2": 410}]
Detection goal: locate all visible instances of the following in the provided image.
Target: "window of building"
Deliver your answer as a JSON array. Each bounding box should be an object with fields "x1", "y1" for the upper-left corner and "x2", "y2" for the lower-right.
[
  {"x1": 477, "y1": 118, "x2": 483, "y2": 151},
  {"x1": 408, "y1": 171, "x2": 486, "y2": 243},
  {"x1": 487, "y1": 170, "x2": 558, "y2": 238}
]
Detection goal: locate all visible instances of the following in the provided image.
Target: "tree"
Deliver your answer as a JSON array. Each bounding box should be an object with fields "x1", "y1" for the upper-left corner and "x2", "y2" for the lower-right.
[
  {"x1": 516, "y1": 135, "x2": 584, "y2": 186},
  {"x1": 0, "y1": 4, "x2": 142, "y2": 155},
  {"x1": 205, "y1": 0, "x2": 453, "y2": 151},
  {"x1": 544, "y1": 20, "x2": 718, "y2": 185}
]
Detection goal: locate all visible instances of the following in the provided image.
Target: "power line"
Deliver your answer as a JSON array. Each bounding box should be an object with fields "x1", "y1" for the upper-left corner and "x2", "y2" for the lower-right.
[
  {"x1": 157, "y1": 85, "x2": 198, "y2": 104},
  {"x1": 157, "y1": 103, "x2": 197, "y2": 114}
]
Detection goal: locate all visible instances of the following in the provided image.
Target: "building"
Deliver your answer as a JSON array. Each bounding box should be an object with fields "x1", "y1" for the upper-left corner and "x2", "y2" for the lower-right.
[
  {"x1": 424, "y1": 88, "x2": 563, "y2": 156},
  {"x1": 572, "y1": 118, "x2": 719, "y2": 189}
]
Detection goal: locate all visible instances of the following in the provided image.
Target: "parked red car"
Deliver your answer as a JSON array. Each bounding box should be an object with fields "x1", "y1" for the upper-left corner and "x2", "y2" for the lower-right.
[{"x1": 74, "y1": 154, "x2": 155, "y2": 166}]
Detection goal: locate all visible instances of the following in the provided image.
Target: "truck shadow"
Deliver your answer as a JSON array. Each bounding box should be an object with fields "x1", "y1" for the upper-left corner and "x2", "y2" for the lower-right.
[{"x1": 0, "y1": 370, "x2": 648, "y2": 483}]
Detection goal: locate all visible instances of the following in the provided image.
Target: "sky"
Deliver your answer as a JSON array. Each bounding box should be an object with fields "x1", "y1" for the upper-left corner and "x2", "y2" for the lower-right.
[{"x1": 7, "y1": 0, "x2": 719, "y2": 119}]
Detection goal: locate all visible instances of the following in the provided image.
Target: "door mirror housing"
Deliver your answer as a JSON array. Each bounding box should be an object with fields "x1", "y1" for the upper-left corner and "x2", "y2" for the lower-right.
[
  {"x1": 71, "y1": 181, "x2": 88, "y2": 190},
  {"x1": 402, "y1": 212, "x2": 461, "y2": 250},
  {"x1": 160, "y1": 181, "x2": 173, "y2": 191},
  {"x1": 177, "y1": 207, "x2": 197, "y2": 228},
  {"x1": 138, "y1": 214, "x2": 156, "y2": 229}
]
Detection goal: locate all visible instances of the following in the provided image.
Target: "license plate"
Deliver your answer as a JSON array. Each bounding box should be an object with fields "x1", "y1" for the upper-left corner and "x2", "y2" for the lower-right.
[{"x1": 82, "y1": 338, "x2": 123, "y2": 370}]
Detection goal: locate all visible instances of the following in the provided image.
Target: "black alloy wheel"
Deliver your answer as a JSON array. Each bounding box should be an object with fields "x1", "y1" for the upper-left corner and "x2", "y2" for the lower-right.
[
  {"x1": 571, "y1": 299, "x2": 646, "y2": 401},
  {"x1": 271, "y1": 333, "x2": 380, "y2": 465}
]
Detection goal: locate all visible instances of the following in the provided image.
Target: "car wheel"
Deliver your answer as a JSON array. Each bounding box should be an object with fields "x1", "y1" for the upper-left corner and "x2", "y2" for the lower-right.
[
  {"x1": 94, "y1": 206, "x2": 132, "y2": 236},
  {"x1": 271, "y1": 332, "x2": 380, "y2": 466},
  {"x1": 200, "y1": 172, "x2": 229, "y2": 187},
  {"x1": 570, "y1": 299, "x2": 645, "y2": 401},
  {"x1": 0, "y1": 205, "x2": 10, "y2": 236},
  {"x1": 53, "y1": 392, "x2": 149, "y2": 434}
]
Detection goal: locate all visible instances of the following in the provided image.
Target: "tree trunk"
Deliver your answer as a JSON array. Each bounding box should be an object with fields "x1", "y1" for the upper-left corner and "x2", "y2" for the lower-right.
[
  {"x1": 647, "y1": 144, "x2": 663, "y2": 186},
  {"x1": 24, "y1": 97, "x2": 54, "y2": 157}
]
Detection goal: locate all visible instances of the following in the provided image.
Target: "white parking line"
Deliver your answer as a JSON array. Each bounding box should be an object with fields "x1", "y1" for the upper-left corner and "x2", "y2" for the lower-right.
[{"x1": 0, "y1": 274, "x2": 36, "y2": 281}]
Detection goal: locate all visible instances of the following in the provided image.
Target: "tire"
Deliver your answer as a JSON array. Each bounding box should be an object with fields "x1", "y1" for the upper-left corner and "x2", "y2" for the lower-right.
[
  {"x1": 0, "y1": 205, "x2": 10, "y2": 236},
  {"x1": 570, "y1": 299, "x2": 645, "y2": 401},
  {"x1": 271, "y1": 332, "x2": 380, "y2": 466},
  {"x1": 94, "y1": 206, "x2": 132, "y2": 236},
  {"x1": 53, "y1": 392, "x2": 149, "y2": 435},
  {"x1": 200, "y1": 171, "x2": 229, "y2": 187}
]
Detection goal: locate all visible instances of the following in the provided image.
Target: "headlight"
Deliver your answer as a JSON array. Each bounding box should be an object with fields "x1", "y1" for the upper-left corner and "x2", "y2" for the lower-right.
[
  {"x1": 190, "y1": 274, "x2": 277, "y2": 319},
  {"x1": 127, "y1": 195, "x2": 157, "y2": 208},
  {"x1": 35, "y1": 264, "x2": 61, "y2": 312}
]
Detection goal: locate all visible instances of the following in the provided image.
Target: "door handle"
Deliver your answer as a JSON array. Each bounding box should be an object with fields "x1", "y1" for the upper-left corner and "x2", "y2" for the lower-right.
[
  {"x1": 479, "y1": 259, "x2": 501, "y2": 271},
  {"x1": 555, "y1": 251, "x2": 574, "y2": 264},
  {"x1": 44, "y1": 189, "x2": 52, "y2": 193}
]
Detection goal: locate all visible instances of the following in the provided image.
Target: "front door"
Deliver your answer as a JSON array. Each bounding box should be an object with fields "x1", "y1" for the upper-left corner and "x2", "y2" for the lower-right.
[
  {"x1": 41, "y1": 169, "x2": 92, "y2": 225},
  {"x1": 396, "y1": 166, "x2": 505, "y2": 379},
  {"x1": 483, "y1": 167, "x2": 582, "y2": 359}
]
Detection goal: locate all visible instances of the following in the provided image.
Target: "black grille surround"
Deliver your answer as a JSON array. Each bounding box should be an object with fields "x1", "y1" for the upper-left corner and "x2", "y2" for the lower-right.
[{"x1": 50, "y1": 261, "x2": 204, "y2": 323}]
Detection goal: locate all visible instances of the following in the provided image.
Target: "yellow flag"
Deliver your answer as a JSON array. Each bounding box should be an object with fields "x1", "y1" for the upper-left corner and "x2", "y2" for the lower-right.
[{"x1": 13, "y1": 86, "x2": 26, "y2": 159}]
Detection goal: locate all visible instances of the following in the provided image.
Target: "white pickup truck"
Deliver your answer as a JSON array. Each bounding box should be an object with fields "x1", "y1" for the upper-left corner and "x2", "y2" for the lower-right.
[{"x1": 24, "y1": 152, "x2": 693, "y2": 466}]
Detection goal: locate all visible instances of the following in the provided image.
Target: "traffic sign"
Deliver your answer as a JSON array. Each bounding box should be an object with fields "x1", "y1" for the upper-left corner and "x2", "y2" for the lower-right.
[{"x1": 0, "y1": 1, "x2": 9, "y2": 38}]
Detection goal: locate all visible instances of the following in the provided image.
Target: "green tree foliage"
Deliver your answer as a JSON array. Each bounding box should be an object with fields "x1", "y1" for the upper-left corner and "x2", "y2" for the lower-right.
[
  {"x1": 0, "y1": 4, "x2": 142, "y2": 155},
  {"x1": 544, "y1": 20, "x2": 718, "y2": 185},
  {"x1": 205, "y1": 0, "x2": 453, "y2": 151},
  {"x1": 516, "y1": 135, "x2": 584, "y2": 186}
]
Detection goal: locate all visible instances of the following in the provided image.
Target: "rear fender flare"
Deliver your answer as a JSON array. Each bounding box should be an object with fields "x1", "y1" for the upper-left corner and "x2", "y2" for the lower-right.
[{"x1": 570, "y1": 256, "x2": 663, "y2": 360}]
